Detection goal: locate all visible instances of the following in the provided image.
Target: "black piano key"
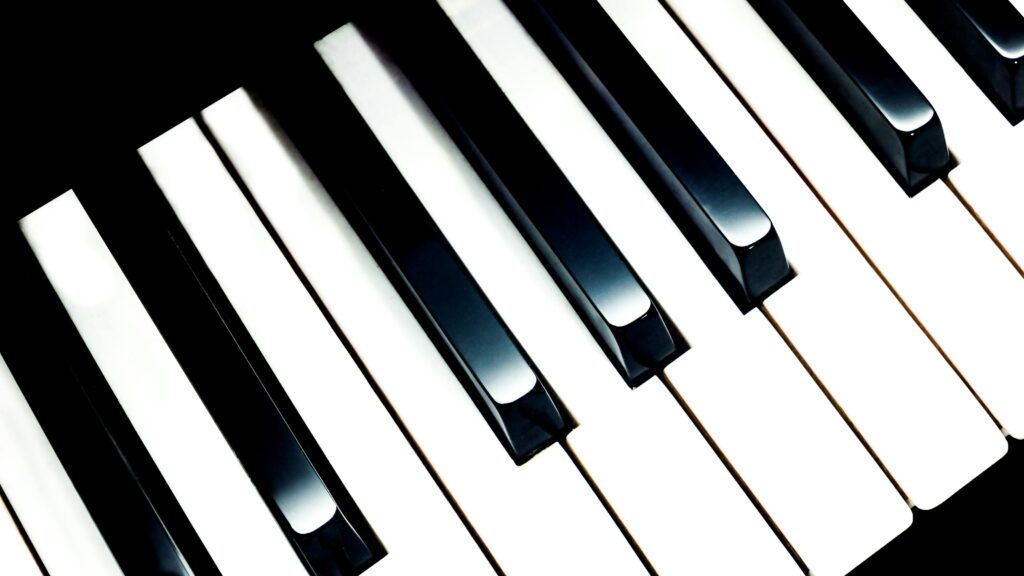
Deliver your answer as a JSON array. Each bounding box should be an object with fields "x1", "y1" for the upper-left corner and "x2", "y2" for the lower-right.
[
  {"x1": 750, "y1": 0, "x2": 953, "y2": 195},
  {"x1": 73, "y1": 156, "x2": 385, "y2": 576},
  {"x1": 251, "y1": 49, "x2": 573, "y2": 465},
  {"x1": 357, "y1": 1, "x2": 686, "y2": 387},
  {"x1": 493, "y1": 0, "x2": 791, "y2": 309},
  {"x1": 1, "y1": 229, "x2": 219, "y2": 576},
  {"x1": 908, "y1": 0, "x2": 1024, "y2": 125}
]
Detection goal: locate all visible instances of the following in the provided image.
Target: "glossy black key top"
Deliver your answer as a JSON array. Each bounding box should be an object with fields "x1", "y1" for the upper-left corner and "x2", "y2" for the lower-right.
[
  {"x1": 358, "y1": 1, "x2": 685, "y2": 386},
  {"x1": 750, "y1": 0, "x2": 952, "y2": 194},
  {"x1": 908, "y1": 0, "x2": 1024, "y2": 125},
  {"x1": 1, "y1": 229, "x2": 218, "y2": 576},
  {"x1": 494, "y1": 0, "x2": 790, "y2": 309},
  {"x1": 251, "y1": 50, "x2": 573, "y2": 464},
  {"x1": 73, "y1": 156, "x2": 385, "y2": 576}
]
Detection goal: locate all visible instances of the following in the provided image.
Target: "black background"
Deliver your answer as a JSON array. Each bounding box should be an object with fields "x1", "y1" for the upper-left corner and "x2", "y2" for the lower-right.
[{"x1": 5, "y1": 6, "x2": 1021, "y2": 575}]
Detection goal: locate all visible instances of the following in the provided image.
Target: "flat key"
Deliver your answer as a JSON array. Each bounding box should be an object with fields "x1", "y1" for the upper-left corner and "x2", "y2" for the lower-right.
[
  {"x1": 74, "y1": 152, "x2": 385, "y2": 576},
  {"x1": 0, "y1": 233, "x2": 216, "y2": 576},
  {"x1": 150, "y1": 111, "x2": 495, "y2": 575},
  {"x1": 909, "y1": 0, "x2": 1024, "y2": 125},
  {"x1": 749, "y1": 0, "x2": 951, "y2": 194},
  {"x1": 251, "y1": 47, "x2": 572, "y2": 465},
  {"x1": 499, "y1": 0, "x2": 790, "y2": 308},
  {"x1": 356, "y1": 0, "x2": 684, "y2": 386},
  {"x1": 20, "y1": 191, "x2": 310, "y2": 575}
]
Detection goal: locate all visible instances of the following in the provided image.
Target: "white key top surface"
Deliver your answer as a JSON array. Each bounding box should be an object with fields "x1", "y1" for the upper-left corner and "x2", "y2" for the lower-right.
[
  {"x1": 20, "y1": 192, "x2": 308, "y2": 576},
  {"x1": 204, "y1": 28, "x2": 648, "y2": 575},
  {"x1": 597, "y1": 0, "x2": 1005, "y2": 510},
  {"x1": 844, "y1": 0, "x2": 1024, "y2": 275},
  {"x1": 433, "y1": 0, "x2": 910, "y2": 574},
  {"x1": 0, "y1": 356, "x2": 118, "y2": 576},
  {"x1": 664, "y1": 0, "x2": 1024, "y2": 440},
  {"x1": 348, "y1": 3, "x2": 803, "y2": 573},
  {"x1": 0, "y1": 497, "x2": 41, "y2": 576},
  {"x1": 145, "y1": 115, "x2": 494, "y2": 576}
]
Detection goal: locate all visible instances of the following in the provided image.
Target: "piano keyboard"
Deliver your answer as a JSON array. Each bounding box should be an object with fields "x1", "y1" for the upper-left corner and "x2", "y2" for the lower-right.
[{"x1": 2, "y1": 0, "x2": 1021, "y2": 574}]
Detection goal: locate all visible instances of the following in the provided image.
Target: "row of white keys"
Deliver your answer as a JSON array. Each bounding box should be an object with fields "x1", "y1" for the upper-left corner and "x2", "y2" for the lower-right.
[
  {"x1": 599, "y1": 0, "x2": 1005, "y2": 509},
  {"x1": 0, "y1": 355, "x2": 116, "y2": 576},
  {"x1": 19, "y1": 192, "x2": 309, "y2": 576},
  {"x1": 0, "y1": 497, "x2": 41, "y2": 576},
  {"x1": 663, "y1": 0, "x2": 1024, "y2": 440},
  {"x1": 203, "y1": 63, "x2": 645, "y2": 576},
  {"x1": 136, "y1": 118, "x2": 494, "y2": 575},
  {"x1": 842, "y1": 0, "x2": 1024, "y2": 272},
  {"x1": 436, "y1": 1, "x2": 909, "y2": 575},
  {"x1": 322, "y1": 6, "x2": 799, "y2": 575}
]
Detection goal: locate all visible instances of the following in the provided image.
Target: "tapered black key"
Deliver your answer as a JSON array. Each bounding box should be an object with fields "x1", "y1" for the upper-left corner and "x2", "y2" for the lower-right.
[
  {"x1": 908, "y1": 0, "x2": 1024, "y2": 125},
  {"x1": 72, "y1": 156, "x2": 385, "y2": 576},
  {"x1": 488, "y1": 0, "x2": 791, "y2": 309},
  {"x1": 1, "y1": 228, "x2": 219, "y2": 576},
  {"x1": 750, "y1": 0, "x2": 952, "y2": 194},
  {"x1": 357, "y1": 2, "x2": 685, "y2": 387},
  {"x1": 251, "y1": 49, "x2": 573, "y2": 464}
]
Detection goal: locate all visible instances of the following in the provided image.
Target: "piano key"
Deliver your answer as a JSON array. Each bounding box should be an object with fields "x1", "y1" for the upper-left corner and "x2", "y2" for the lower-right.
[
  {"x1": 256, "y1": 43, "x2": 572, "y2": 466},
  {"x1": 597, "y1": 0, "x2": 1006, "y2": 510},
  {"x1": 0, "y1": 495, "x2": 41, "y2": 576},
  {"x1": 0, "y1": 234, "x2": 218, "y2": 576},
  {"x1": 324, "y1": 8, "x2": 802, "y2": 574},
  {"x1": 19, "y1": 191, "x2": 310, "y2": 575},
  {"x1": 0, "y1": 354, "x2": 121, "y2": 576},
  {"x1": 355, "y1": 0, "x2": 684, "y2": 387},
  {"x1": 908, "y1": 0, "x2": 1024, "y2": 125},
  {"x1": 748, "y1": 0, "x2": 951, "y2": 195},
  {"x1": 842, "y1": 0, "x2": 1024, "y2": 274},
  {"x1": 436, "y1": 1, "x2": 912, "y2": 573},
  {"x1": 663, "y1": 0, "x2": 1024, "y2": 439},
  {"x1": 73, "y1": 152, "x2": 385, "y2": 576},
  {"x1": 224, "y1": 33, "x2": 648, "y2": 575},
  {"x1": 492, "y1": 0, "x2": 791, "y2": 309},
  {"x1": 145, "y1": 111, "x2": 495, "y2": 575}
]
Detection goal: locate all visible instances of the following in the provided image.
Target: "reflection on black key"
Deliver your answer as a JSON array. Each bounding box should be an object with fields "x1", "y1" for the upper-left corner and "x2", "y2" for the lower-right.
[
  {"x1": 251, "y1": 50, "x2": 573, "y2": 464},
  {"x1": 909, "y1": 0, "x2": 1024, "y2": 125},
  {"x1": 358, "y1": 1, "x2": 685, "y2": 386},
  {"x1": 496, "y1": 0, "x2": 790, "y2": 309},
  {"x1": 73, "y1": 156, "x2": 385, "y2": 576},
  {"x1": 750, "y1": 0, "x2": 952, "y2": 195},
  {"x1": 1, "y1": 229, "x2": 218, "y2": 576}
]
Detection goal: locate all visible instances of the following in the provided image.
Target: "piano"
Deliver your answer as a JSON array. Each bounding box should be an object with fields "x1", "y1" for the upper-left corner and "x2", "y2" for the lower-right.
[{"x1": 2, "y1": 0, "x2": 1021, "y2": 574}]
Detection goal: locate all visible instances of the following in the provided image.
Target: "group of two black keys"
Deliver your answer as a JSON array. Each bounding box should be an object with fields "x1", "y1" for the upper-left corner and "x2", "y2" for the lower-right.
[{"x1": 5, "y1": 0, "x2": 1020, "y2": 575}]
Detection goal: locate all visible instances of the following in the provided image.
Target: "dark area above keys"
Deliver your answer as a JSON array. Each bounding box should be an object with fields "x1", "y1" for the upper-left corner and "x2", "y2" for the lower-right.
[
  {"x1": 72, "y1": 155, "x2": 385, "y2": 576},
  {"x1": 908, "y1": 0, "x2": 1024, "y2": 125},
  {"x1": 750, "y1": 0, "x2": 953, "y2": 195},
  {"x1": 505, "y1": 0, "x2": 792, "y2": 310},
  {"x1": 248, "y1": 49, "x2": 573, "y2": 464},
  {"x1": 0, "y1": 229, "x2": 218, "y2": 576},
  {"x1": 358, "y1": 0, "x2": 686, "y2": 386}
]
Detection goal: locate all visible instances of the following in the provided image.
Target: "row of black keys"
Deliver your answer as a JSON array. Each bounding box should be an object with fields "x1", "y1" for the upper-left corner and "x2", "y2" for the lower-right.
[{"x1": 5, "y1": 1, "x2": 1022, "y2": 575}]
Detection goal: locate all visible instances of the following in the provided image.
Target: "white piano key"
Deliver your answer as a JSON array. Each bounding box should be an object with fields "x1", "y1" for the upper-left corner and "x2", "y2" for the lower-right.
[
  {"x1": 595, "y1": 0, "x2": 1006, "y2": 510},
  {"x1": 343, "y1": 4, "x2": 802, "y2": 573},
  {"x1": 144, "y1": 113, "x2": 494, "y2": 576},
  {"x1": 19, "y1": 192, "x2": 307, "y2": 576},
  {"x1": 946, "y1": 142, "x2": 1024, "y2": 274},
  {"x1": 0, "y1": 498, "x2": 41, "y2": 576},
  {"x1": 205, "y1": 33, "x2": 647, "y2": 576},
  {"x1": 663, "y1": 0, "x2": 1024, "y2": 440},
  {"x1": 0, "y1": 356, "x2": 117, "y2": 576},
  {"x1": 435, "y1": 0, "x2": 911, "y2": 574},
  {"x1": 843, "y1": 0, "x2": 1024, "y2": 275}
]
